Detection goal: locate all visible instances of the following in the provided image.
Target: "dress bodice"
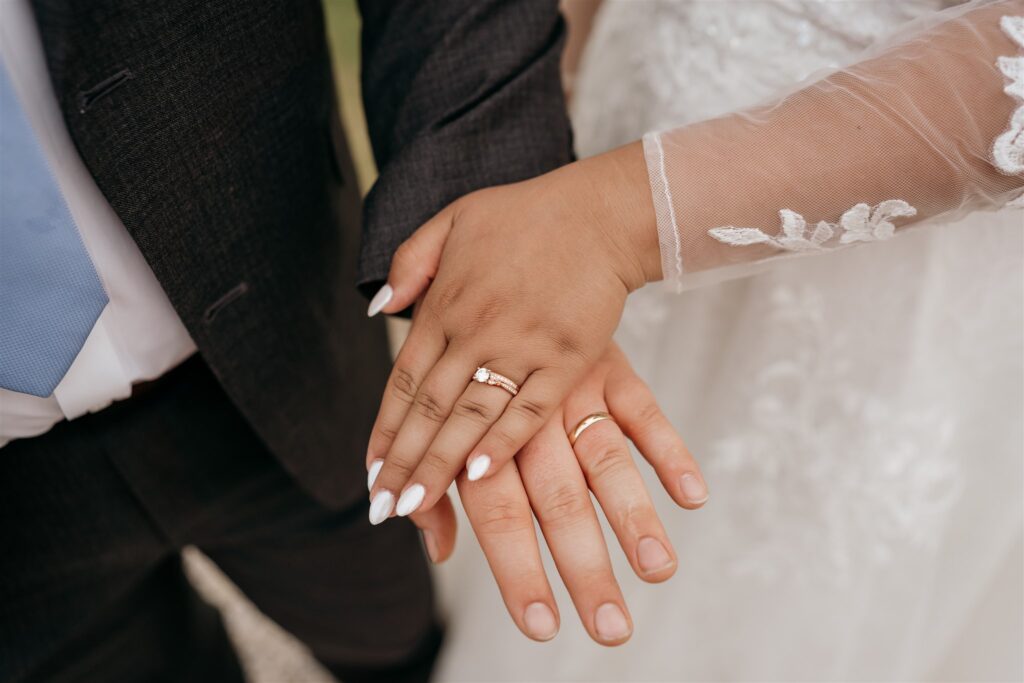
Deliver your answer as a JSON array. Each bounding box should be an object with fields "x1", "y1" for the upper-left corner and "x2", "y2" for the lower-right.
[{"x1": 573, "y1": 0, "x2": 948, "y2": 156}]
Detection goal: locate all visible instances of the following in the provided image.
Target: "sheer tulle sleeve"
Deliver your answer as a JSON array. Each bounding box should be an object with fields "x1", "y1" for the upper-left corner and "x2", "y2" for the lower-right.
[{"x1": 643, "y1": 0, "x2": 1024, "y2": 290}]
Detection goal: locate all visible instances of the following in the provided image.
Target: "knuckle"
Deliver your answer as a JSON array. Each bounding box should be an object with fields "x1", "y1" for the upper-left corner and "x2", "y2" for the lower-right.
[
  {"x1": 469, "y1": 293, "x2": 514, "y2": 328},
  {"x1": 453, "y1": 398, "x2": 495, "y2": 424},
  {"x1": 436, "y1": 282, "x2": 466, "y2": 311},
  {"x1": 413, "y1": 391, "x2": 448, "y2": 423},
  {"x1": 468, "y1": 306, "x2": 498, "y2": 329},
  {"x1": 552, "y1": 331, "x2": 585, "y2": 359},
  {"x1": 390, "y1": 368, "x2": 419, "y2": 403},
  {"x1": 511, "y1": 397, "x2": 550, "y2": 423},
  {"x1": 420, "y1": 450, "x2": 452, "y2": 476},
  {"x1": 393, "y1": 241, "x2": 417, "y2": 268},
  {"x1": 489, "y1": 427, "x2": 520, "y2": 451},
  {"x1": 381, "y1": 457, "x2": 415, "y2": 482},
  {"x1": 633, "y1": 399, "x2": 663, "y2": 428},
  {"x1": 475, "y1": 499, "x2": 534, "y2": 535},
  {"x1": 537, "y1": 324, "x2": 589, "y2": 362},
  {"x1": 374, "y1": 423, "x2": 399, "y2": 444},
  {"x1": 580, "y1": 439, "x2": 634, "y2": 483},
  {"x1": 536, "y1": 483, "x2": 591, "y2": 528},
  {"x1": 608, "y1": 500, "x2": 648, "y2": 538}
]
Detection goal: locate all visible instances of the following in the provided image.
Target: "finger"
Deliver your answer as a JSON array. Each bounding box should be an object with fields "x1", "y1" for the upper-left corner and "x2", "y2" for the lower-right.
[
  {"x1": 458, "y1": 460, "x2": 561, "y2": 642},
  {"x1": 518, "y1": 417, "x2": 633, "y2": 646},
  {"x1": 368, "y1": 206, "x2": 455, "y2": 317},
  {"x1": 563, "y1": 391, "x2": 677, "y2": 583},
  {"x1": 365, "y1": 317, "x2": 445, "y2": 500},
  {"x1": 396, "y1": 381, "x2": 512, "y2": 517},
  {"x1": 372, "y1": 352, "x2": 469, "y2": 520},
  {"x1": 468, "y1": 367, "x2": 574, "y2": 482},
  {"x1": 605, "y1": 352, "x2": 708, "y2": 509},
  {"x1": 408, "y1": 491, "x2": 457, "y2": 564}
]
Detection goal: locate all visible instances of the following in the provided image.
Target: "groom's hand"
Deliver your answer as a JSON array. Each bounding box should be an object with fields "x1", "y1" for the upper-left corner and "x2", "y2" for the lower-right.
[
  {"x1": 366, "y1": 143, "x2": 663, "y2": 521},
  {"x1": 409, "y1": 342, "x2": 707, "y2": 646}
]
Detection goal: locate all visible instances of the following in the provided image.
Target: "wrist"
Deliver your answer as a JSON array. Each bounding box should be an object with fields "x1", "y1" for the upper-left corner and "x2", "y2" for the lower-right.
[{"x1": 574, "y1": 142, "x2": 663, "y2": 289}]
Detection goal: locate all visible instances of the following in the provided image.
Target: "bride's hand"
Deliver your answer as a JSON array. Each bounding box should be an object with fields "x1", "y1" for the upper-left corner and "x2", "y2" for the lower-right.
[
  {"x1": 365, "y1": 143, "x2": 662, "y2": 521},
  {"x1": 408, "y1": 341, "x2": 707, "y2": 645}
]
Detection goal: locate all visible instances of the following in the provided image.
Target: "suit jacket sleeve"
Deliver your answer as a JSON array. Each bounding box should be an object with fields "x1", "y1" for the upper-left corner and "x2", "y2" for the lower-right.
[{"x1": 356, "y1": 0, "x2": 574, "y2": 295}]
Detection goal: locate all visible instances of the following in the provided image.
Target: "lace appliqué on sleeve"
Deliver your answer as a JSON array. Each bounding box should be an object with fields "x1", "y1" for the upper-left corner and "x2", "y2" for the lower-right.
[
  {"x1": 707, "y1": 14, "x2": 1024, "y2": 257},
  {"x1": 994, "y1": 15, "x2": 1024, "y2": 175},
  {"x1": 709, "y1": 200, "x2": 917, "y2": 253}
]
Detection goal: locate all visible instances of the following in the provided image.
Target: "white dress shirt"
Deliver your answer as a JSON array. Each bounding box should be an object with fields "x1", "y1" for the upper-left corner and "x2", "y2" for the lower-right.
[{"x1": 0, "y1": 0, "x2": 197, "y2": 448}]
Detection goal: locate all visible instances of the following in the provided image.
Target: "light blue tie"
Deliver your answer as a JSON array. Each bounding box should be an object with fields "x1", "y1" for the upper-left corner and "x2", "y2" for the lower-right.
[{"x1": 0, "y1": 61, "x2": 108, "y2": 397}]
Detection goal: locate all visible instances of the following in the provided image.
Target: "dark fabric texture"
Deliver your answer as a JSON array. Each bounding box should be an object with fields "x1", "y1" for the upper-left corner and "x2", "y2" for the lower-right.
[
  {"x1": 29, "y1": 0, "x2": 389, "y2": 508},
  {"x1": 28, "y1": 0, "x2": 574, "y2": 506},
  {"x1": 0, "y1": 356, "x2": 439, "y2": 683},
  {"x1": 357, "y1": 0, "x2": 575, "y2": 295}
]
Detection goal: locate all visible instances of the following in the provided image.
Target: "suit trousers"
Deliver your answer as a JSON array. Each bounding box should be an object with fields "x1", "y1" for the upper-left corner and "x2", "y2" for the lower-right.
[{"x1": 0, "y1": 356, "x2": 440, "y2": 682}]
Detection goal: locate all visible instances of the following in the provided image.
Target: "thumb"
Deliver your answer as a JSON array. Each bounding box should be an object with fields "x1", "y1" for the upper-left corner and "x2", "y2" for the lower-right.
[
  {"x1": 409, "y1": 491, "x2": 458, "y2": 563},
  {"x1": 367, "y1": 205, "x2": 455, "y2": 316}
]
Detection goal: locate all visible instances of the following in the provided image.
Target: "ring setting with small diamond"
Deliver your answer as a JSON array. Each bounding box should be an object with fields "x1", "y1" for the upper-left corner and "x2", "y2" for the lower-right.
[{"x1": 471, "y1": 367, "x2": 519, "y2": 396}]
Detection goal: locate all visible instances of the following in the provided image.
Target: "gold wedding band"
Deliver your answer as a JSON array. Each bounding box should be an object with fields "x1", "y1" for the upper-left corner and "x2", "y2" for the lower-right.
[
  {"x1": 569, "y1": 412, "x2": 614, "y2": 446},
  {"x1": 471, "y1": 367, "x2": 519, "y2": 396}
]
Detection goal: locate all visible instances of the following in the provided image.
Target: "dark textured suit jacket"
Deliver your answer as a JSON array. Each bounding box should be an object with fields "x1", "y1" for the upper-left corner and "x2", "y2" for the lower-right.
[{"x1": 29, "y1": 0, "x2": 574, "y2": 507}]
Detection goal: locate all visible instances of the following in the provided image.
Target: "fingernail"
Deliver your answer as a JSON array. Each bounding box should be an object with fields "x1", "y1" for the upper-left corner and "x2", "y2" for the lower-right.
[
  {"x1": 636, "y1": 537, "x2": 674, "y2": 574},
  {"x1": 594, "y1": 603, "x2": 631, "y2": 642},
  {"x1": 367, "y1": 459, "x2": 384, "y2": 491},
  {"x1": 680, "y1": 473, "x2": 708, "y2": 505},
  {"x1": 467, "y1": 454, "x2": 491, "y2": 481},
  {"x1": 368, "y1": 490, "x2": 394, "y2": 525},
  {"x1": 367, "y1": 284, "x2": 393, "y2": 317},
  {"x1": 523, "y1": 602, "x2": 558, "y2": 641},
  {"x1": 421, "y1": 530, "x2": 440, "y2": 563},
  {"x1": 396, "y1": 484, "x2": 426, "y2": 516}
]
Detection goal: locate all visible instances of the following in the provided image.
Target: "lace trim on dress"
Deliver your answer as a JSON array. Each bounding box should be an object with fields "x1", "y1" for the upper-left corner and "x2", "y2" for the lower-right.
[
  {"x1": 994, "y1": 15, "x2": 1024, "y2": 175},
  {"x1": 709, "y1": 200, "x2": 917, "y2": 253}
]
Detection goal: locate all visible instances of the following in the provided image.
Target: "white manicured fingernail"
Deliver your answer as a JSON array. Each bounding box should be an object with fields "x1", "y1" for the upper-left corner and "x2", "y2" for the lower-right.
[
  {"x1": 396, "y1": 484, "x2": 426, "y2": 516},
  {"x1": 467, "y1": 455, "x2": 491, "y2": 481},
  {"x1": 367, "y1": 459, "x2": 384, "y2": 491},
  {"x1": 369, "y1": 490, "x2": 394, "y2": 525},
  {"x1": 367, "y1": 284, "x2": 393, "y2": 317}
]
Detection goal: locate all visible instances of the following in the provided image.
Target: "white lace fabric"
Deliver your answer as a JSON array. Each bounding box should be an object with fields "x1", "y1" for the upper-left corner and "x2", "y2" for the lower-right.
[
  {"x1": 439, "y1": 2, "x2": 1024, "y2": 680},
  {"x1": 644, "y1": 0, "x2": 1024, "y2": 288}
]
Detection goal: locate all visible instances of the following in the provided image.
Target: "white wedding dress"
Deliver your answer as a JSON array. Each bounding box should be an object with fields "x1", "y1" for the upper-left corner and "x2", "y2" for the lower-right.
[{"x1": 435, "y1": 2, "x2": 1023, "y2": 681}]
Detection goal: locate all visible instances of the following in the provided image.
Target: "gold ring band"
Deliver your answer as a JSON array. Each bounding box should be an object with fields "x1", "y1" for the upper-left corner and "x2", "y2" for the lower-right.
[
  {"x1": 569, "y1": 412, "x2": 614, "y2": 446},
  {"x1": 472, "y1": 367, "x2": 519, "y2": 396}
]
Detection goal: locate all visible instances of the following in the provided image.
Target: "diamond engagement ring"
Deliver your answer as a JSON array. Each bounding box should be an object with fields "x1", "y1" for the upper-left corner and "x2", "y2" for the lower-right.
[{"x1": 472, "y1": 367, "x2": 519, "y2": 396}]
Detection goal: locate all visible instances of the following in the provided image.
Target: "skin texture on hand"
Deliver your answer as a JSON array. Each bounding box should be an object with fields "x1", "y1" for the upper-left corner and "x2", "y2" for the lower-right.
[
  {"x1": 407, "y1": 342, "x2": 708, "y2": 646},
  {"x1": 366, "y1": 142, "x2": 663, "y2": 524}
]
